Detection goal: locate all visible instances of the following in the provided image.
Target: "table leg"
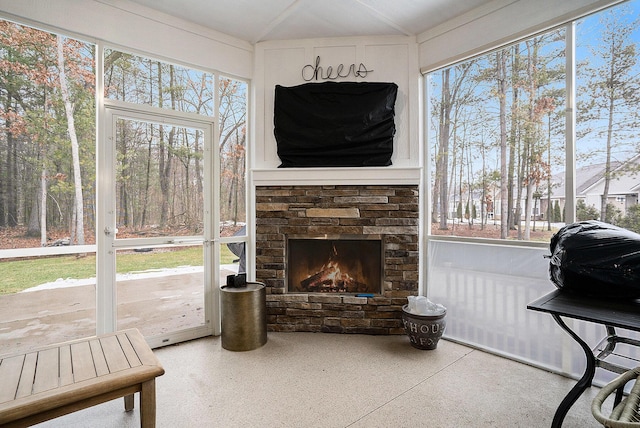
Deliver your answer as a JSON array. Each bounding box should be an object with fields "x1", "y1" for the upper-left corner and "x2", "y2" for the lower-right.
[
  {"x1": 140, "y1": 379, "x2": 157, "y2": 428},
  {"x1": 124, "y1": 394, "x2": 135, "y2": 411},
  {"x1": 551, "y1": 314, "x2": 596, "y2": 428}
]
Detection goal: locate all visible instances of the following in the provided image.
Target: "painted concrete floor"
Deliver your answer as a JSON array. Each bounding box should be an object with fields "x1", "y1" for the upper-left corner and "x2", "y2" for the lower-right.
[{"x1": 32, "y1": 332, "x2": 610, "y2": 428}]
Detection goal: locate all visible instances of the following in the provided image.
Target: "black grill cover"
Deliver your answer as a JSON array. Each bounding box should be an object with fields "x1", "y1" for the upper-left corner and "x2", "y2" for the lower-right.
[
  {"x1": 548, "y1": 220, "x2": 640, "y2": 298},
  {"x1": 274, "y1": 82, "x2": 397, "y2": 168}
]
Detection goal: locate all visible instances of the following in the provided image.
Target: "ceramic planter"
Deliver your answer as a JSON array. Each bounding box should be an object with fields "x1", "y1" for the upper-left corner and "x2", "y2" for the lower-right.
[{"x1": 402, "y1": 304, "x2": 446, "y2": 350}]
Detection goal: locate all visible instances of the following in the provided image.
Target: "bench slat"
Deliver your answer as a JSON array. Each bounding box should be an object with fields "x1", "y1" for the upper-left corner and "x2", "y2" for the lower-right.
[
  {"x1": 118, "y1": 332, "x2": 142, "y2": 367},
  {"x1": 70, "y1": 341, "x2": 96, "y2": 382},
  {"x1": 16, "y1": 352, "x2": 37, "y2": 399},
  {"x1": 0, "y1": 355, "x2": 25, "y2": 403},
  {"x1": 33, "y1": 348, "x2": 60, "y2": 394},
  {"x1": 127, "y1": 330, "x2": 158, "y2": 366},
  {"x1": 89, "y1": 339, "x2": 109, "y2": 376},
  {"x1": 100, "y1": 335, "x2": 130, "y2": 373},
  {"x1": 59, "y1": 345, "x2": 73, "y2": 387}
]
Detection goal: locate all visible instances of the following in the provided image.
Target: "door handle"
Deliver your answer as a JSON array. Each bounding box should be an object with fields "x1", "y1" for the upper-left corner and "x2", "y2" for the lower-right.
[{"x1": 104, "y1": 226, "x2": 118, "y2": 236}]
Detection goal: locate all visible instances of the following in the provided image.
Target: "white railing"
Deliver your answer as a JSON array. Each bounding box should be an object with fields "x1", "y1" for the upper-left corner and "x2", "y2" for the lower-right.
[
  {"x1": 427, "y1": 239, "x2": 640, "y2": 387},
  {"x1": 1, "y1": 245, "x2": 96, "y2": 260}
]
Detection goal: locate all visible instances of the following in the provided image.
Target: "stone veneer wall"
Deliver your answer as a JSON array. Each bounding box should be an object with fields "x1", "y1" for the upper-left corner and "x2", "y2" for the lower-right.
[{"x1": 255, "y1": 185, "x2": 419, "y2": 334}]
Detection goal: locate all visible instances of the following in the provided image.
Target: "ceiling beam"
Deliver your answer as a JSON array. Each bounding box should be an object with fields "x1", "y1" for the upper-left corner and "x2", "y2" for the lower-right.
[
  {"x1": 253, "y1": 0, "x2": 303, "y2": 43},
  {"x1": 353, "y1": 0, "x2": 413, "y2": 36}
]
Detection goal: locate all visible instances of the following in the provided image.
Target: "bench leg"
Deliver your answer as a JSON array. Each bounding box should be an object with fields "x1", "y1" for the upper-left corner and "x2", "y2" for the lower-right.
[
  {"x1": 124, "y1": 394, "x2": 135, "y2": 412},
  {"x1": 140, "y1": 379, "x2": 157, "y2": 428}
]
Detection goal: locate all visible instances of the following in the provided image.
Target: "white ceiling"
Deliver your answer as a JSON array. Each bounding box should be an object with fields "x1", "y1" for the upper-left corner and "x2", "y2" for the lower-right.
[{"x1": 126, "y1": 0, "x2": 496, "y2": 44}]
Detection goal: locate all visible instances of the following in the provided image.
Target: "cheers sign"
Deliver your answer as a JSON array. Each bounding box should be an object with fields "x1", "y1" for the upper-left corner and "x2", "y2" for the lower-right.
[{"x1": 302, "y1": 56, "x2": 373, "y2": 81}]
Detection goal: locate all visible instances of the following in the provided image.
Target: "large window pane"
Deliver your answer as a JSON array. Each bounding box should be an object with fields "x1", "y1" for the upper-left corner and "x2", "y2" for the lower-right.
[
  {"x1": 115, "y1": 118, "x2": 204, "y2": 236},
  {"x1": 428, "y1": 29, "x2": 566, "y2": 241},
  {"x1": 0, "y1": 20, "x2": 96, "y2": 353},
  {"x1": 116, "y1": 245, "x2": 206, "y2": 336},
  {"x1": 104, "y1": 49, "x2": 215, "y2": 116},
  {"x1": 219, "y1": 77, "x2": 247, "y2": 253},
  {"x1": 575, "y1": 0, "x2": 640, "y2": 230}
]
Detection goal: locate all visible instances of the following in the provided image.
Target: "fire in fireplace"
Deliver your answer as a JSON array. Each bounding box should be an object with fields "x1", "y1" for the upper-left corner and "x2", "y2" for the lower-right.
[{"x1": 287, "y1": 235, "x2": 383, "y2": 294}]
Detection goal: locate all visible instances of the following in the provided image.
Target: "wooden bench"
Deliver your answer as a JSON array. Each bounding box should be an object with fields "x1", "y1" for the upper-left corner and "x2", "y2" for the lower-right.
[{"x1": 0, "y1": 328, "x2": 164, "y2": 427}]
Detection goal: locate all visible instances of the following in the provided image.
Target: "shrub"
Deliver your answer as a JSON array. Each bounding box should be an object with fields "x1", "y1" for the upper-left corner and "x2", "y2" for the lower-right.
[
  {"x1": 618, "y1": 204, "x2": 640, "y2": 234},
  {"x1": 576, "y1": 199, "x2": 599, "y2": 221}
]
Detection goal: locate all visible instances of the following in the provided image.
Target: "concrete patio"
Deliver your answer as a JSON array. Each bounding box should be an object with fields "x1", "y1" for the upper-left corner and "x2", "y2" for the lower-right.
[{"x1": 29, "y1": 332, "x2": 606, "y2": 427}]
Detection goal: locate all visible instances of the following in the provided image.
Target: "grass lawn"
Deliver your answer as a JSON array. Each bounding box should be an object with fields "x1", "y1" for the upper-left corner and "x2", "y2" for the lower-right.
[{"x1": 1, "y1": 246, "x2": 237, "y2": 294}]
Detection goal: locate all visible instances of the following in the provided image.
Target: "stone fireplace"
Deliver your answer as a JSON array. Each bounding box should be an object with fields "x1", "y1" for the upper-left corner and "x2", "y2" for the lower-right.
[{"x1": 255, "y1": 184, "x2": 419, "y2": 334}]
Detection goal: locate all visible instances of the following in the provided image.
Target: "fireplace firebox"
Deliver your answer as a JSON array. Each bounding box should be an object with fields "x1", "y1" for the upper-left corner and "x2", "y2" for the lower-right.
[{"x1": 287, "y1": 235, "x2": 383, "y2": 294}]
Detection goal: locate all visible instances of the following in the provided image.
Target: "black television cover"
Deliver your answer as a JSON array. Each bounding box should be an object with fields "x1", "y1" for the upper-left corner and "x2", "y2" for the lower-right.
[{"x1": 274, "y1": 81, "x2": 397, "y2": 167}]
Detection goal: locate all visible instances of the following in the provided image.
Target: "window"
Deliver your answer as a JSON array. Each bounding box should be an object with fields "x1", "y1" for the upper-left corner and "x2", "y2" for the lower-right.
[
  {"x1": 104, "y1": 49, "x2": 214, "y2": 115},
  {"x1": 427, "y1": 0, "x2": 640, "y2": 241},
  {"x1": 218, "y1": 76, "x2": 247, "y2": 235},
  {"x1": 0, "y1": 25, "x2": 250, "y2": 351},
  {"x1": 0, "y1": 20, "x2": 97, "y2": 353},
  {"x1": 104, "y1": 51, "x2": 214, "y2": 238},
  {"x1": 218, "y1": 76, "x2": 247, "y2": 271},
  {"x1": 105, "y1": 50, "x2": 247, "y2": 241},
  {"x1": 575, "y1": 2, "x2": 640, "y2": 229}
]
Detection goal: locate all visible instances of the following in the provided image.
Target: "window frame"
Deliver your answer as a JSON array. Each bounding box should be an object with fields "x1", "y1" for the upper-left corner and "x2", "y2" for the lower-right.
[{"x1": 423, "y1": 19, "x2": 590, "y2": 247}]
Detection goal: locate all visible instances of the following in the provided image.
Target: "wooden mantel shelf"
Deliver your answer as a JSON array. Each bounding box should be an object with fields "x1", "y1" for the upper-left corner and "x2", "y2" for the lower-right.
[{"x1": 251, "y1": 166, "x2": 422, "y2": 186}]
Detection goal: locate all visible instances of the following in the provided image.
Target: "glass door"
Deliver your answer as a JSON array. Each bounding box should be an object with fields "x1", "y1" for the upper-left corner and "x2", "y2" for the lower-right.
[{"x1": 99, "y1": 103, "x2": 217, "y2": 347}]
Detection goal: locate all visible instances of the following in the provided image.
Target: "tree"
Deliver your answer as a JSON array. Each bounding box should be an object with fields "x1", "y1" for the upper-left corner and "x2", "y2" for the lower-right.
[
  {"x1": 56, "y1": 36, "x2": 84, "y2": 245},
  {"x1": 518, "y1": 36, "x2": 560, "y2": 240},
  {"x1": 553, "y1": 200, "x2": 561, "y2": 223},
  {"x1": 579, "y1": 5, "x2": 640, "y2": 221},
  {"x1": 436, "y1": 69, "x2": 452, "y2": 230},
  {"x1": 496, "y1": 48, "x2": 510, "y2": 239},
  {"x1": 432, "y1": 62, "x2": 476, "y2": 230},
  {"x1": 429, "y1": 26, "x2": 564, "y2": 241},
  {"x1": 0, "y1": 21, "x2": 45, "y2": 231},
  {"x1": 543, "y1": 87, "x2": 565, "y2": 231}
]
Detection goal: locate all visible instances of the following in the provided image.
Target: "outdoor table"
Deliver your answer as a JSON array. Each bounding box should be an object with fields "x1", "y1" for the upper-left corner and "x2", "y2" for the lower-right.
[{"x1": 527, "y1": 289, "x2": 640, "y2": 428}]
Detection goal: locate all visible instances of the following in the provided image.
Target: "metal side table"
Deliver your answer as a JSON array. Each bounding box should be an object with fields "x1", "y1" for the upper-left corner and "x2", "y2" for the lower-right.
[
  {"x1": 221, "y1": 282, "x2": 267, "y2": 351},
  {"x1": 528, "y1": 290, "x2": 640, "y2": 428}
]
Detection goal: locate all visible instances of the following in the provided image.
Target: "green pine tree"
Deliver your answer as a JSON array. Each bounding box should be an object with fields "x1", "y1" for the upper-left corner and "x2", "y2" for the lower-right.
[{"x1": 553, "y1": 200, "x2": 561, "y2": 222}]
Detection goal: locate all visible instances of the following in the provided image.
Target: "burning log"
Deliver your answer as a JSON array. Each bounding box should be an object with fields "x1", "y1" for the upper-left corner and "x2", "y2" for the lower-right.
[
  {"x1": 300, "y1": 260, "x2": 369, "y2": 293},
  {"x1": 300, "y1": 267, "x2": 335, "y2": 291}
]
